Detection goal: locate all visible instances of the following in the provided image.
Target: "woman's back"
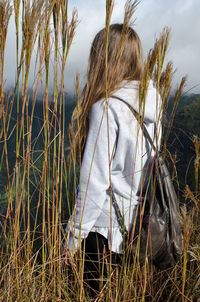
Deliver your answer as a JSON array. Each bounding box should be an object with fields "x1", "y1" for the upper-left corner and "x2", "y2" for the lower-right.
[{"x1": 67, "y1": 79, "x2": 162, "y2": 253}]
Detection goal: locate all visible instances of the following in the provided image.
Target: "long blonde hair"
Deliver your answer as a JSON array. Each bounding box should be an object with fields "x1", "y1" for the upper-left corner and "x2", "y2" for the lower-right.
[{"x1": 69, "y1": 23, "x2": 143, "y2": 163}]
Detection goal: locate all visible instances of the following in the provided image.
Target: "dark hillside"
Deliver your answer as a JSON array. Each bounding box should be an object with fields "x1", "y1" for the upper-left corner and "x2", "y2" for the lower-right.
[
  {"x1": 0, "y1": 95, "x2": 75, "y2": 212},
  {"x1": 0, "y1": 93, "x2": 199, "y2": 210},
  {"x1": 0, "y1": 93, "x2": 199, "y2": 214},
  {"x1": 167, "y1": 95, "x2": 200, "y2": 197},
  {"x1": 167, "y1": 93, "x2": 200, "y2": 115},
  {"x1": 175, "y1": 97, "x2": 200, "y2": 135}
]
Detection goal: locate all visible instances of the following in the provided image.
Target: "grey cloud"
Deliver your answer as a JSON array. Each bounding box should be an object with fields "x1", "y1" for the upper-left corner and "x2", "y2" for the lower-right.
[{"x1": 3, "y1": 0, "x2": 200, "y2": 94}]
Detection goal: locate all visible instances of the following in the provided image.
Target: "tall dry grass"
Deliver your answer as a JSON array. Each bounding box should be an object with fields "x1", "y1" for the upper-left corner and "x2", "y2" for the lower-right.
[{"x1": 0, "y1": 0, "x2": 199, "y2": 301}]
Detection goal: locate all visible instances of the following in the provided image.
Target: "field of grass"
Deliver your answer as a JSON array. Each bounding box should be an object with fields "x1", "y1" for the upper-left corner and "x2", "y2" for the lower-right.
[{"x1": 0, "y1": 0, "x2": 199, "y2": 301}]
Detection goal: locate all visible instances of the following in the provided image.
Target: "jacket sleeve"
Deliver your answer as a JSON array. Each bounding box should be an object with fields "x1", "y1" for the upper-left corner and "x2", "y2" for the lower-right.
[{"x1": 67, "y1": 101, "x2": 118, "y2": 252}]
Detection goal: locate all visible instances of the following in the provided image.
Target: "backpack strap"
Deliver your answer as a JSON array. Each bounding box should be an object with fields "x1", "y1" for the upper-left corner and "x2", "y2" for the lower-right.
[{"x1": 111, "y1": 188, "x2": 129, "y2": 239}]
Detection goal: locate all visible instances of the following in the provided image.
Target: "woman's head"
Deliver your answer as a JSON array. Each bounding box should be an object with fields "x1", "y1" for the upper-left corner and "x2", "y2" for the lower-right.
[
  {"x1": 69, "y1": 24, "x2": 143, "y2": 161},
  {"x1": 88, "y1": 24, "x2": 143, "y2": 98}
]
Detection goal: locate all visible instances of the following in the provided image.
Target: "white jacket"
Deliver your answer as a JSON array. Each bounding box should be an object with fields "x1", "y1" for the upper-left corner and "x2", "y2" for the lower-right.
[{"x1": 67, "y1": 80, "x2": 162, "y2": 253}]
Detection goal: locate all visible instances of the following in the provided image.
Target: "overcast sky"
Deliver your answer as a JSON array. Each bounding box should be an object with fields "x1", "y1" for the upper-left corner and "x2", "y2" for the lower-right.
[{"x1": 4, "y1": 0, "x2": 200, "y2": 95}]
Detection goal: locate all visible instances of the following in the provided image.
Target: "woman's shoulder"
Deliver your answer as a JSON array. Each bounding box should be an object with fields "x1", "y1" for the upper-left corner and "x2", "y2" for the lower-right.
[
  {"x1": 90, "y1": 99, "x2": 119, "y2": 122},
  {"x1": 91, "y1": 96, "x2": 130, "y2": 114},
  {"x1": 90, "y1": 95, "x2": 135, "y2": 128},
  {"x1": 90, "y1": 80, "x2": 161, "y2": 124}
]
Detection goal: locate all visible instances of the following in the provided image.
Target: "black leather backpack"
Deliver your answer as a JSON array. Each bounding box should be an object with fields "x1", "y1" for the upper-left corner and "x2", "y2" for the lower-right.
[{"x1": 111, "y1": 96, "x2": 183, "y2": 270}]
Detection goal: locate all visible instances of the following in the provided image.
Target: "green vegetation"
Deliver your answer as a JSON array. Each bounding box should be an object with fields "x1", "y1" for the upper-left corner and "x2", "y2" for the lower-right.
[
  {"x1": 166, "y1": 95, "x2": 200, "y2": 197},
  {"x1": 0, "y1": 0, "x2": 199, "y2": 301},
  {"x1": 175, "y1": 96, "x2": 200, "y2": 135}
]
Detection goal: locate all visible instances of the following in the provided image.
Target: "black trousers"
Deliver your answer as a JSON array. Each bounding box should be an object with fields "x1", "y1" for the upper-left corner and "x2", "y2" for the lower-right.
[{"x1": 81, "y1": 232, "x2": 122, "y2": 295}]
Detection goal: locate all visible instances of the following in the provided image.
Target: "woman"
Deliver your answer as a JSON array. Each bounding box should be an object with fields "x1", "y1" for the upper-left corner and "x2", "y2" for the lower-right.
[{"x1": 65, "y1": 23, "x2": 162, "y2": 293}]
